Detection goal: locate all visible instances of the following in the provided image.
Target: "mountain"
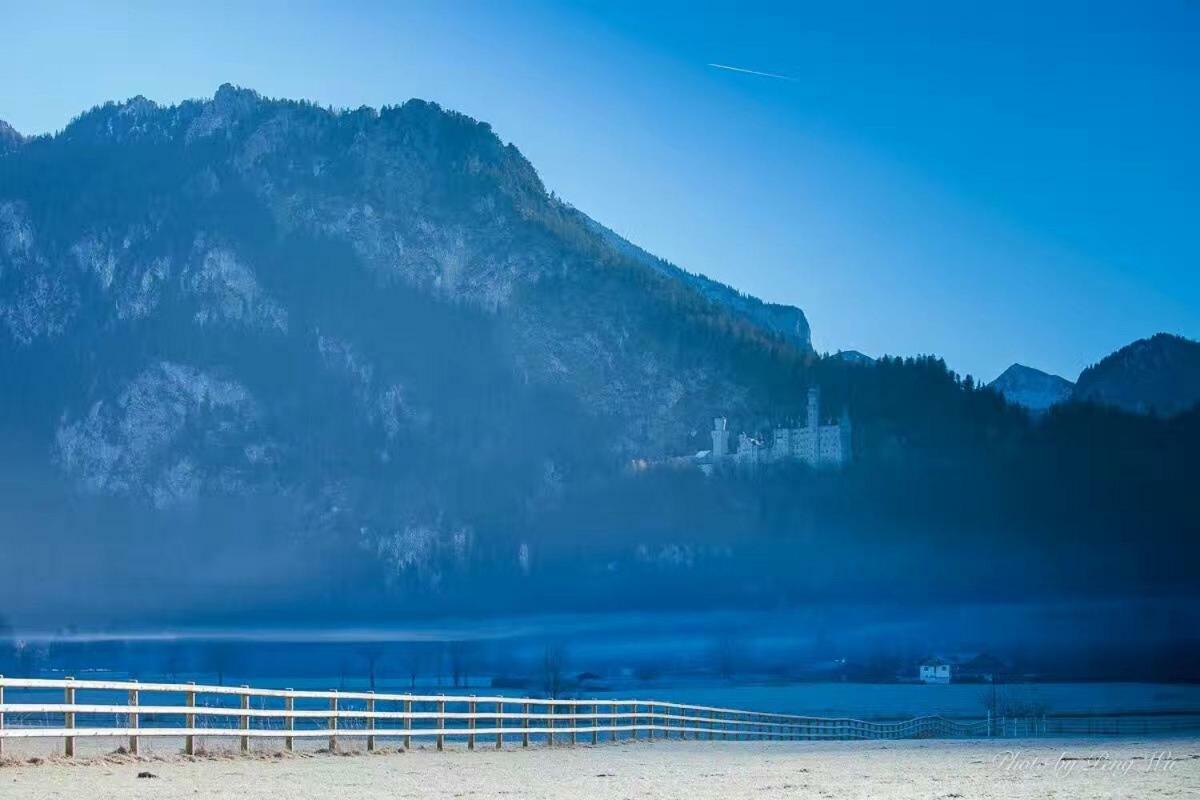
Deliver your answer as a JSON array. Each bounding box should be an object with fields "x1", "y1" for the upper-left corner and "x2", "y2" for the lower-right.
[
  {"x1": 833, "y1": 350, "x2": 874, "y2": 365},
  {"x1": 0, "y1": 120, "x2": 24, "y2": 155},
  {"x1": 989, "y1": 363, "x2": 1073, "y2": 413},
  {"x1": 1073, "y1": 333, "x2": 1200, "y2": 417},
  {"x1": 0, "y1": 86, "x2": 825, "y2": 618}
]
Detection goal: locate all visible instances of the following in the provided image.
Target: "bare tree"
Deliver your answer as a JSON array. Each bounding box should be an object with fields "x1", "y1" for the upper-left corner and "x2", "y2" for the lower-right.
[
  {"x1": 402, "y1": 643, "x2": 426, "y2": 690},
  {"x1": 202, "y1": 641, "x2": 240, "y2": 686},
  {"x1": 448, "y1": 641, "x2": 474, "y2": 688},
  {"x1": 541, "y1": 642, "x2": 569, "y2": 699},
  {"x1": 361, "y1": 643, "x2": 387, "y2": 690}
]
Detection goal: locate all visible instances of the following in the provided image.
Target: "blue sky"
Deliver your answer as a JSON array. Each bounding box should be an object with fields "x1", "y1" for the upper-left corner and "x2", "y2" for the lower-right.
[{"x1": 1, "y1": 0, "x2": 1197, "y2": 381}]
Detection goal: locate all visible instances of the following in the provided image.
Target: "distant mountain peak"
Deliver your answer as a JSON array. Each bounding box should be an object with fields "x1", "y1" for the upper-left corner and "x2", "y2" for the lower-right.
[
  {"x1": 1073, "y1": 333, "x2": 1200, "y2": 417},
  {"x1": 0, "y1": 119, "x2": 24, "y2": 154},
  {"x1": 989, "y1": 363, "x2": 1073, "y2": 413},
  {"x1": 833, "y1": 350, "x2": 874, "y2": 365}
]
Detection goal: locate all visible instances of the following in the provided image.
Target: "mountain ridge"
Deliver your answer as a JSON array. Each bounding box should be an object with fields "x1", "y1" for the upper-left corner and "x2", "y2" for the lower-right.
[
  {"x1": 1072, "y1": 332, "x2": 1200, "y2": 417},
  {"x1": 579, "y1": 214, "x2": 811, "y2": 350}
]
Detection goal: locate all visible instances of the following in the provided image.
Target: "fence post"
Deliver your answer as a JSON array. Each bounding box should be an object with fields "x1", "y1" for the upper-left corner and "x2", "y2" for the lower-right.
[
  {"x1": 185, "y1": 682, "x2": 196, "y2": 756},
  {"x1": 468, "y1": 696, "x2": 476, "y2": 750},
  {"x1": 630, "y1": 703, "x2": 638, "y2": 740},
  {"x1": 522, "y1": 701, "x2": 530, "y2": 748},
  {"x1": 240, "y1": 686, "x2": 250, "y2": 753},
  {"x1": 610, "y1": 703, "x2": 617, "y2": 743},
  {"x1": 570, "y1": 701, "x2": 577, "y2": 746},
  {"x1": 436, "y1": 695, "x2": 445, "y2": 751},
  {"x1": 547, "y1": 701, "x2": 555, "y2": 747},
  {"x1": 592, "y1": 701, "x2": 599, "y2": 745},
  {"x1": 0, "y1": 675, "x2": 5, "y2": 759},
  {"x1": 64, "y1": 677, "x2": 75, "y2": 758},
  {"x1": 496, "y1": 700, "x2": 503, "y2": 749},
  {"x1": 328, "y1": 692, "x2": 339, "y2": 752},
  {"x1": 284, "y1": 691, "x2": 294, "y2": 752},
  {"x1": 367, "y1": 691, "x2": 376, "y2": 752},
  {"x1": 128, "y1": 682, "x2": 140, "y2": 755},
  {"x1": 403, "y1": 696, "x2": 412, "y2": 751}
]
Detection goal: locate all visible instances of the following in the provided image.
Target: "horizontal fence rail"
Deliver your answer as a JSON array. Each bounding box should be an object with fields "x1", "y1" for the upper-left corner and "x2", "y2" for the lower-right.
[
  {"x1": 0, "y1": 675, "x2": 995, "y2": 756},
  {"x1": 8, "y1": 676, "x2": 1195, "y2": 758}
]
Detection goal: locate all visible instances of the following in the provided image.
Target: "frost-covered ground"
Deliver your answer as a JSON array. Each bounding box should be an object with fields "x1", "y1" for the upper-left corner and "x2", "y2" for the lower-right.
[{"x1": 2, "y1": 738, "x2": 1198, "y2": 799}]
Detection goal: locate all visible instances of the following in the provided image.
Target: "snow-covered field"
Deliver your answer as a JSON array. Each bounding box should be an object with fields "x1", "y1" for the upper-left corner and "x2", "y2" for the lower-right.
[{"x1": 3, "y1": 738, "x2": 1198, "y2": 799}]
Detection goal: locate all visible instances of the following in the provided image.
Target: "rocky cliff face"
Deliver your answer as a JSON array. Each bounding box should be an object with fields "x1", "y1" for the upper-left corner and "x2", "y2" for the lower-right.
[
  {"x1": 989, "y1": 363, "x2": 1073, "y2": 413},
  {"x1": 1072, "y1": 333, "x2": 1200, "y2": 417},
  {"x1": 0, "y1": 86, "x2": 814, "y2": 589},
  {"x1": 0, "y1": 120, "x2": 23, "y2": 155}
]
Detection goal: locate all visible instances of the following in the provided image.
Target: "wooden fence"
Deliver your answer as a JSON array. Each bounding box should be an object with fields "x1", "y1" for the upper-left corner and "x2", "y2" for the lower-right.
[{"x1": 0, "y1": 675, "x2": 989, "y2": 757}]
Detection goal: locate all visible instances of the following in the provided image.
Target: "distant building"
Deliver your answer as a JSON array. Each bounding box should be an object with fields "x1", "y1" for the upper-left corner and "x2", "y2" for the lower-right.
[
  {"x1": 919, "y1": 658, "x2": 953, "y2": 684},
  {"x1": 725, "y1": 387, "x2": 852, "y2": 469},
  {"x1": 641, "y1": 386, "x2": 852, "y2": 475},
  {"x1": 711, "y1": 416, "x2": 730, "y2": 460}
]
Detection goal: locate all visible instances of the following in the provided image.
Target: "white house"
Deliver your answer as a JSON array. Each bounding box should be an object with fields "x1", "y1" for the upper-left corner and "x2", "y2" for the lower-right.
[{"x1": 919, "y1": 659, "x2": 953, "y2": 684}]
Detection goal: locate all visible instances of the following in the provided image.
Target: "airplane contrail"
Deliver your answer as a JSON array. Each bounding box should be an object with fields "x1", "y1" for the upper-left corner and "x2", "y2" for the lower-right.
[{"x1": 707, "y1": 63, "x2": 797, "y2": 82}]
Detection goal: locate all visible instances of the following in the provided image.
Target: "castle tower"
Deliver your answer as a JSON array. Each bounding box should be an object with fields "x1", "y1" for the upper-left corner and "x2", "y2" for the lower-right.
[
  {"x1": 839, "y1": 406, "x2": 853, "y2": 464},
  {"x1": 807, "y1": 386, "x2": 820, "y2": 430},
  {"x1": 711, "y1": 417, "x2": 729, "y2": 460}
]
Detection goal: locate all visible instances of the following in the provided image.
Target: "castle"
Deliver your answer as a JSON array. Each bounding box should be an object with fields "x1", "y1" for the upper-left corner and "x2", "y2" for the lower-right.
[{"x1": 705, "y1": 387, "x2": 852, "y2": 471}]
